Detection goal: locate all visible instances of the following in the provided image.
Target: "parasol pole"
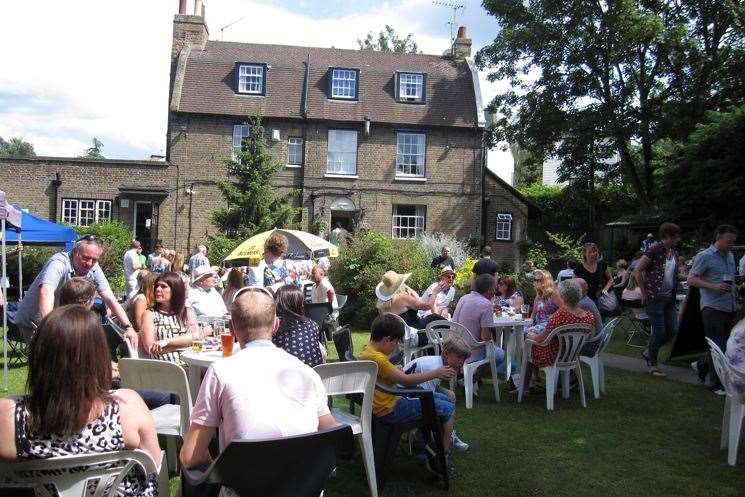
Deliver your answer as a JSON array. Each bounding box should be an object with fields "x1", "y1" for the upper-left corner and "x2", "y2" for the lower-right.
[{"x1": 2, "y1": 218, "x2": 8, "y2": 392}]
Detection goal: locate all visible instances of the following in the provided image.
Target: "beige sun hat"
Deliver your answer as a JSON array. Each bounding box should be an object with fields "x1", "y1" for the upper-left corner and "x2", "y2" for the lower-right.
[
  {"x1": 439, "y1": 265, "x2": 455, "y2": 276},
  {"x1": 192, "y1": 265, "x2": 217, "y2": 284},
  {"x1": 375, "y1": 270, "x2": 411, "y2": 302}
]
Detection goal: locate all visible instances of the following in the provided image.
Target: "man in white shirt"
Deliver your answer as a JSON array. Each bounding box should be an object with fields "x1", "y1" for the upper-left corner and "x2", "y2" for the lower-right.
[
  {"x1": 310, "y1": 266, "x2": 337, "y2": 308},
  {"x1": 180, "y1": 288, "x2": 337, "y2": 497},
  {"x1": 188, "y1": 245, "x2": 210, "y2": 279},
  {"x1": 123, "y1": 240, "x2": 144, "y2": 300},
  {"x1": 419, "y1": 266, "x2": 456, "y2": 320},
  {"x1": 188, "y1": 266, "x2": 228, "y2": 321}
]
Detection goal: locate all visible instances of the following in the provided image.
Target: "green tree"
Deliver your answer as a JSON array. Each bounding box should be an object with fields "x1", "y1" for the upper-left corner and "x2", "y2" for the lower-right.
[
  {"x1": 83, "y1": 137, "x2": 104, "y2": 159},
  {"x1": 509, "y1": 142, "x2": 542, "y2": 188},
  {"x1": 476, "y1": 0, "x2": 745, "y2": 210},
  {"x1": 357, "y1": 25, "x2": 421, "y2": 53},
  {"x1": 211, "y1": 116, "x2": 299, "y2": 238},
  {"x1": 0, "y1": 136, "x2": 35, "y2": 157}
]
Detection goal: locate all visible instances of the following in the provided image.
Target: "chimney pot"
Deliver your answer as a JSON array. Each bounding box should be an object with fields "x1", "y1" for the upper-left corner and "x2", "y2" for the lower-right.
[
  {"x1": 178, "y1": 0, "x2": 186, "y2": 14},
  {"x1": 194, "y1": 0, "x2": 202, "y2": 16},
  {"x1": 452, "y1": 25, "x2": 472, "y2": 60},
  {"x1": 457, "y1": 26, "x2": 467, "y2": 39}
]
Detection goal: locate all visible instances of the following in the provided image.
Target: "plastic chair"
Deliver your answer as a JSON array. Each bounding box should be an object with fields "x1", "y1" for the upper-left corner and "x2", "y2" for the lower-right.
[
  {"x1": 332, "y1": 325, "x2": 355, "y2": 362},
  {"x1": 0, "y1": 449, "x2": 159, "y2": 497},
  {"x1": 424, "y1": 319, "x2": 454, "y2": 357},
  {"x1": 305, "y1": 302, "x2": 333, "y2": 341},
  {"x1": 706, "y1": 337, "x2": 745, "y2": 465},
  {"x1": 580, "y1": 317, "x2": 622, "y2": 399},
  {"x1": 336, "y1": 294, "x2": 348, "y2": 309},
  {"x1": 448, "y1": 321, "x2": 500, "y2": 408},
  {"x1": 519, "y1": 322, "x2": 593, "y2": 410},
  {"x1": 182, "y1": 425, "x2": 354, "y2": 497},
  {"x1": 314, "y1": 361, "x2": 379, "y2": 497},
  {"x1": 118, "y1": 358, "x2": 192, "y2": 475},
  {"x1": 103, "y1": 319, "x2": 138, "y2": 360},
  {"x1": 387, "y1": 313, "x2": 434, "y2": 365}
]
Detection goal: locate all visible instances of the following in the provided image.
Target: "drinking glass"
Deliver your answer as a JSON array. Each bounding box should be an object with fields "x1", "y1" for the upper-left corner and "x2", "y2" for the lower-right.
[
  {"x1": 221, "y1": 332, "x2": 234, "y2": 357},
  {"x1": 191, "y1": 324, "x2": 204, "y2": 353},
  {"x1": 520, "y1": 304, "x2": 530, "y2": 319}
]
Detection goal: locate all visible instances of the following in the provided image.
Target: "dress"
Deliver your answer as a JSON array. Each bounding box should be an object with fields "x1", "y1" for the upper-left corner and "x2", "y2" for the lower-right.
[
  {"x1": 530, "y1": 296, "x2": 558, "y2": 333},
  {"x1": 12, "y1": 397, "x2": 157, "y2": 497},
  {"x1": 531, "y1": 309, "x2": 594, "y2": 367},
  {"x1": 150, "y1": 309, "x2": 188, "y2": 363},
  {"x1": 272, "y1": 319, "x2": 323, "y2": 368}
]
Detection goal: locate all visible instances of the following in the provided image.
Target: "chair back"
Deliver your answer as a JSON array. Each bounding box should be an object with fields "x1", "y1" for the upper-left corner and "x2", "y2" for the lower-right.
[
  {"x1": 424, "y1": 320, "x2": 457, "y2": 355},
  {"x1": 582, "y1": 317, "x2": 621, "y2": 358},
  {"x1": 304, "y1": 302, "x2": 333, "y2": 329},
  {"x1": 446, "y1": 320, "x2": 484, "y2": 348},
  {"x1": 706, "y1": 337, "x2": 745, "y2": 403},
  {"x1": 546, "y1": 323, "x2": 593, "y2": 367},
  {"x1": 332, "y1": 325, "x2": 354, "y2": 361},
  {"x1": 118, "y1": 358, "x2": 192, "y2": 434},
  {"x1": 103, "y1": 320, "x2": 138, "y2": 360},
  {"x1": 314, "y1": 361, "x2": 377, "y2": 434},
  {"x1": 0, "y1": 450, "x2": 157, "y2": 497},
  {"x1": 199, "y1": 426, "x2": 354, "y2": 497},
  {"x1": 336, "y1": 294, "x2": 348, "y2": 309}
]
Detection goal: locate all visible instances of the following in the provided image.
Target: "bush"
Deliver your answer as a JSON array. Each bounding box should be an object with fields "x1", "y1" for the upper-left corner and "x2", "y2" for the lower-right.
[
  {"x1": 417, "y1": 232, "x2": 471, "y2": 269},
  {"x1": 4, "y1": 246, "x2": 54, "y2": 298},
  {"x1": 76, "y1": 221, "x2": 134, "y2": 293},
  {"x1": 329, "y1": 231, "x2": 438, "y2": 328},
  {"x1": 203, "y1": 234, "x2": 241, "y2": 266}
]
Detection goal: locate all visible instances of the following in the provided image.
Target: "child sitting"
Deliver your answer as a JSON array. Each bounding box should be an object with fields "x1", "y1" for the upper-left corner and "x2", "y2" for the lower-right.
[
  {"x1": 404, "y1": 337, "x2": 472, "y2": 451},
  {"x1": 358, "y1": 313, "x2": 458, "y2": 476}
]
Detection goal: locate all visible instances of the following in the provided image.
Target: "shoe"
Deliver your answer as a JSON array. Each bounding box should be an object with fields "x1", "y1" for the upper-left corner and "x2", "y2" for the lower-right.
[
  {"x1": 424, "y1": 445, "x2": 446, "y2": 478},
  {"x1": 649, "y1": 367, "x2": 666, "y2": 377},
  {"x1": 690, "y1": 361, "x2": 706, "y2": 383},
  {"x1": 708, "y1": 383, "x2": 726, "y2": 396},
  {"x1": 445, "y1": 453, "x2": 456, "y2": 476},
  {"x1": 451, "y1": 431, "x2": 469, "y2": 452}
]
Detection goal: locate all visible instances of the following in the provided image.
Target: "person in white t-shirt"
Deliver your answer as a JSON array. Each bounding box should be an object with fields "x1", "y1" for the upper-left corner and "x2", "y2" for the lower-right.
[
  {"x1": 310, "y1": 266, "x2": 337, "y2": 308},
  {"x1": 180, "y1": 288, "x2": 337, "y2": 497},
  {"x1": 188, "y1": 265, "x2": 228, "y2": 321},
  {"x1": 404, "y1": 337, "x2": 472, "y2": 451},
  {"x1": 123, "y1": 240, "x2": 145, "y2": 300},
  {"x1": 419, "y1": 266, "x2": 457, "y2": 320}
]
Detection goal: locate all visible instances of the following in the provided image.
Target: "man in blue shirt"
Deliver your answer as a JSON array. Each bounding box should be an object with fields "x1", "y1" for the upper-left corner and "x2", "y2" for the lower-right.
[{"x1": 688, "y1": 224, "x2": 739, "y2": 393}]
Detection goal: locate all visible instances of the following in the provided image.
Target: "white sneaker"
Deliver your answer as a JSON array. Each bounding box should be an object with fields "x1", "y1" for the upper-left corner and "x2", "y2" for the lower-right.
[{"x1": 451, "y1": 431, "x2": 470, "y2": 452}]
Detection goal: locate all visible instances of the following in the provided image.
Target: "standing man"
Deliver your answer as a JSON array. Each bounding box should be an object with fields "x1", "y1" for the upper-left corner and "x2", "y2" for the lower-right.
[
  {"x1": 473, "y1": 246, "x2": 499, "y2": 277},
  {"x1": 14, "y1": 235, "x2": 138, "y2": 348},
  {"x1": 123, "y1": 240, "x2": 144, "y2": 300},
  {"x1": 431, "y1": 245, "x2": 455, "y2": 269},
  {"x1": 188, "y1": 245, "x2": 210, "y2": 279},
  {"x1": 688, "y1": 224, "x2": 739, "y2": 393},
  {"x1": 148, "y1": 242, "x2": 163, "y2": 270}
]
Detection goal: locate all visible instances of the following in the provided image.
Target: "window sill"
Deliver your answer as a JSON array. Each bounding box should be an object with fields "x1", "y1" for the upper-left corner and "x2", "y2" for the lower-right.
[
  {"x1": 285, "y1": 164, "x2": 303, "y2": 169},
  {"x1": 394, "y1": 176, "x2": 427, "y2": 182},
  {"x1": 326, "y1": 98, "x2": 358, "y2": 103},
  {"x1": 234, "y1": 93, "x2": 265, "y2": 98},
  {"x1": 324, "y1": 173, "x2": 359, "y2": 179}
]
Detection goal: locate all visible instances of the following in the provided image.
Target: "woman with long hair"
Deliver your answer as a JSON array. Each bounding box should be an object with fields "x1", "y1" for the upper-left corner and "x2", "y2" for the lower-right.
[
  {"x1": 128, "y1": 271, "x2": 159, "y2": 332},
  {"x1": 0, "y1": 305, "x2": 160, "y2": 495},
  {"x1": 140, "y1": 271, "x2": 198, "y2": 363},
  {"x1": 222, "y1": 267, "x2": 246, "y2": 310},
  {"x1": 273, "y1": 285, "x2": 324, "y2": 367},
  {"x1": 527, "y1": 269, "x2": 563, "y2": 334},
  {"x1": 574, "y1": 243, "x2": 613, "y2": 303},
  {"x1": 496, "y1": 275, "x2": 524, "y2": 309}
]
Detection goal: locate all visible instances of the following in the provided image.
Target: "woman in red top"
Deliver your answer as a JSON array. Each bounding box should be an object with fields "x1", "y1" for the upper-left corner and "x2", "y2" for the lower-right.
[{"x1": 521, "y1": 279, "x2": 595, "y2": 391}]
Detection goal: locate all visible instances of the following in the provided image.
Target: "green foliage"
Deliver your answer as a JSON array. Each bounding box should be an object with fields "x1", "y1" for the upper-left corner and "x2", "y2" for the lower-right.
[
  {"x1": 202, "y1": 234, "x2": 240, "y2": 266},
  {"x1": 453, "y1": 258, "x2": 476, "y2": 296},
  {"x1": 211, "y1": 116, "x2": 300, "y2": 239},
  {"x1": 76, "y1": 221, "x2": 134, "y2": 293},
  {"x1": 545, "y1": 231, "x2": 585, "y2": 262},
  {"x1": 310, "y1": 215, "x2": 327, "y2": 237},
  {"x1": 357, "y1": 25, "x2": 420, "y2": 54},
  {"x1": 328, "y1": 231, "x2": 437, "y2": 328},
  {"x1": 509, "y1": 142, "x2": 543, "y2": 188},
  {"x1": 82, "y1": 137, "x2": 104, "y2": 159},
  {"x1": 525, "y1": 244, "x2": 548, "y2": 270},
  {"x1": 0, "y1": 136, "x2": 35, "y2": 157}
]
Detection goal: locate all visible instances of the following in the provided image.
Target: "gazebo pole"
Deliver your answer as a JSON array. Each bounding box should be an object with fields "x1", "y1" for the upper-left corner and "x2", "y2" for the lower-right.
[
  {"x1": 17, "y1": 231, "x2": 22, "y2": 298},
  {"x1": 2, "y1": 218, "x2": 8, "y2": 392}
]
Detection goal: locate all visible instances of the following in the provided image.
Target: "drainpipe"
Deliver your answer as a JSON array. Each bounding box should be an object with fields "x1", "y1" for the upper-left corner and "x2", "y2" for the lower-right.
[
  {"x1": 480, "y1": 131, "x2": 487, "y2": 248},
  {"x1": 301, "y1": 52, "x2": 310, "y2": 228},
  {"x1": 51, "y1": 172, "x2": 62, "y2": 222}
]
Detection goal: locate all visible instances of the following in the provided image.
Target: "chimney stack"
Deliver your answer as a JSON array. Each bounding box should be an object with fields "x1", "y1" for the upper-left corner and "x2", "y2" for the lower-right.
[
  {"x1": 452, "y1": 26, "x2": 472, "y2": 60},
  {"x1": 172, "y1": 0, "x2": 209, "y2": 59}
]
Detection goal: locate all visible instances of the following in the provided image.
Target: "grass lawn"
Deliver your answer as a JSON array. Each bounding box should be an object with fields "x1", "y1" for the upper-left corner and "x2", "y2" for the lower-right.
[{"x1": 2, "y1": 328, "x2": 741, "y2": 497}]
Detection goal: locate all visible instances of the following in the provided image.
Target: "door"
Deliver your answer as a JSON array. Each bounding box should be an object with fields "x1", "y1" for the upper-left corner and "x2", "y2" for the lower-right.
[
  {"x1": 330, "y1": 211, "x2": 355, "y2": 232},
  {"x1": 133, "y1": 201, "x2": 153, "y2": 252}
]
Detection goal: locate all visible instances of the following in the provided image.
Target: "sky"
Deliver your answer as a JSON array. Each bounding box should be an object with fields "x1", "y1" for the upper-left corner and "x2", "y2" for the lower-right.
[{"x1": 0, "y1": 0, "x2": 515, "y2": 181}]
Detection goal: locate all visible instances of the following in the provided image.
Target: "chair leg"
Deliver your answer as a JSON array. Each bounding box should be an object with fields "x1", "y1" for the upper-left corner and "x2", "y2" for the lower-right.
[
  {"x1": 545, "y1": 368, "x2": 557, "y2": 411},
  {"x1": 358, "y1": 433, "x2": 378, "y2": 497},
  {"x1": 576, "y1": 363, "x2": 587, "y2": 408},
  {"x1": 489, "y1": 356, "x2": 500, "y2": 403},
  {"x1": 158, "y1": 450, "x2": 171, "y2": 497},
  {"x1": 721, "y1": 397, "x2": 731, "y2": 450},
  {"x1": 464, "y1": 366, "x2": 474, "y2": 409},
  {"x1": 599, "y1": 358, "x2": 606, "y2": 395},
  {"x1": 165, "y1": 436, "x2": 178, "y2": 474},
  {"x1": 517, "y1": 357, "x2": 528, "y2": 403},
  {"x1": 561, "y1": 370, "x2": 570, "y2": 399},
  {"x1": 589, "y1": 358, "x2": 601, "y2": 400},
  {"x1": 727, "y1": 403, "x2": 744, "y2": 466}
]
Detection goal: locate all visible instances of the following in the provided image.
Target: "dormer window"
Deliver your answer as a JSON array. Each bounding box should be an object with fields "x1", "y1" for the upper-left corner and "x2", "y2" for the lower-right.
[
  {"x1": 396, "y1": 72, "x2": 426, "y2": 103},
  {"x1": 235, "y1": 63, "x2": 266, "y2": 95},
  {"x1": 328, "y1": 68, "x2": 359, "y2": 100}
]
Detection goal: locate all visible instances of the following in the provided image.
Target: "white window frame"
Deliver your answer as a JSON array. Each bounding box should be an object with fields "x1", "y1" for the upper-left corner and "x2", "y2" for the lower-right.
[
  {"x1": 232, "y1": 124, "x2": 250, "y2": 160},
  {"x1": 237, "y1": 64, "x2": 265, "y2": 94},
  {"x1": 330, "y1": 68, "x2": 358, "y2": 100},
  {"x1": 61, "y1": 199, "x2": 112, "y2": 226},
  {"x1": 392, "y1": 205, "x2": 426, "y2": 239},
  {"x1": 496, "y1": 213, "x2": 513, "y2": 241},
  {"x1": 396, "y1": 132, "x2": 426, "y2": 177},
  {"x1": 287, "y1": 137, "x2": 304, "y2": 167},
  {"x1": 326, "y1": 129, "x2": 358, "y2": 175},
  {"x1": 398, "y1": 73, "x2": 424, "y2": 102}
]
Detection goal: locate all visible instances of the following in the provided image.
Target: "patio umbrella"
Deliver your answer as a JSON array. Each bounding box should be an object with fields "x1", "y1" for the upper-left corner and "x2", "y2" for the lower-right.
[{"x1": 224, "y1": 229, "x2": 338, "y2": 265}]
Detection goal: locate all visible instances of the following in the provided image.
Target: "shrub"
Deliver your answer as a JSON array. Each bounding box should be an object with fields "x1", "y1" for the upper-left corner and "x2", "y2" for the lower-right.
[
  {"x1": 203, "y1": 234, "x2": 241, "y2": 266},
  {"x1": 76, "y1": 221, "x2": 135, "y2": 293},
  {"x1": 329, "y1": 231, "x2": 438, "y2": 328},
  {"x1": 417, "y1": 232, "x2": 471, "y2": 269},
  {"x1": 4, "y1": 246, "x2": 54, "y2": 298}
]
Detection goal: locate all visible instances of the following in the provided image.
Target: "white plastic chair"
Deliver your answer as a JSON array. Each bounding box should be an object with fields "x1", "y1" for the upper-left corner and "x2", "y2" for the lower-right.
[
  {"x1": 448, "y1": 321, "x2": 500, "y2": 408},
  {"x1": 706, "y1": 337, "x2": 745, "y2": 466},
  {"x1": 118, "y1": 358, "x2": 192, "y2": 476},
  {"x1": 580, "y1": 317, "x2": 622, "y2": 399},
  {"x1": 519, "y1": 323, "x2": 593, "y2": 410},
  {"x1": 0, "y1": 449, "x2": 158, "y2": 497},
  {"x1": 387, "y1": 313, "x2": 434, "y2": 365},
  {"x1": 314, "y1": 360, "x2": 378, "y2": 497}
]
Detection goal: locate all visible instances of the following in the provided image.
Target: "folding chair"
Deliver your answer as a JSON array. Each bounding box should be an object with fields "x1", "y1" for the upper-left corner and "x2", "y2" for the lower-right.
[{"x1": 623, "y1": 305, "x2": 650, "y2": 348}]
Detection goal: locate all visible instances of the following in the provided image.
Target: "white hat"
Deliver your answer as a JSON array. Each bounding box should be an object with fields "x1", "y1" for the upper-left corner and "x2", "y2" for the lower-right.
[
  {"x1": 375, "y1": 271, "x2": 411, "y2": 302},
  {"x1": 439, "y1": 265, "x2": 455, "y2": 276},
  {"x1": 192, "y1": 265, "x2": 217, "y2": 284}
]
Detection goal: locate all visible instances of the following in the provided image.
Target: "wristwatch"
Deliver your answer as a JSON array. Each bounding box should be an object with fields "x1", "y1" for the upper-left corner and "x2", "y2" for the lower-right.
[{"x1": 123, "y1": 324, "x2": 134, "y2": 331}]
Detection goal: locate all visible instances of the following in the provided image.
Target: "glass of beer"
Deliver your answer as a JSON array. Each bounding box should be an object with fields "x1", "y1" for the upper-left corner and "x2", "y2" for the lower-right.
[
  {"x1": 520, "y1": 304, "x2": 530, "y2": 319},
  {"x1": 191, "y1": 324, "x2": 204, "y2": 353},
  {"x1": 221, "y1": 332, "x2": 234, "y2": 357}
]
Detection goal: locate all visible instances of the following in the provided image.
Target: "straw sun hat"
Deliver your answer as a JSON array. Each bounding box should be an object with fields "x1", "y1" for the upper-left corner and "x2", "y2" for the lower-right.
[{"x1": 375, "y1": 270, "x2": 411, "y2": 302}]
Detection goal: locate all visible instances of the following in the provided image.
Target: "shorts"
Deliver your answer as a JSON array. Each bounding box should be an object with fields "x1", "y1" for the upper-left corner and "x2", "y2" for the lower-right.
[{"x1": 379, "y1": 392, "x2": 454, "y2": 424}]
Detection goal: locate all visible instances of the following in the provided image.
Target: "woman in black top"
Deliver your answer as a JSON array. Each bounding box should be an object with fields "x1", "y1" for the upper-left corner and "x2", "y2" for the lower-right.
[
  {"x1": 273, "y1": 285, "x2": 324, "y2": 368},
  {"x1": 574, "y1": 242, "x2": 613, "y2": 302}
]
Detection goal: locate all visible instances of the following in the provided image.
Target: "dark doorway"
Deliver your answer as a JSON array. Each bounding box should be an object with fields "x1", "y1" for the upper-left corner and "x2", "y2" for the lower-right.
[
  {"x1": 330, "y1": 211, "x2": 355, "y2": 232},
  {"x1": 134, "y1": 201, "x2": 153, "y2": 252}
]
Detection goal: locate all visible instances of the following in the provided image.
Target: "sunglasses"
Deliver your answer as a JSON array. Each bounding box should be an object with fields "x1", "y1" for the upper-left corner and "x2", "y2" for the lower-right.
[
  {"x1": 232, "y1": 285, "x2": 274, "y2": 303},
  {"x1": 76, "y1": 234, "x2": 103, "y2": 245}
]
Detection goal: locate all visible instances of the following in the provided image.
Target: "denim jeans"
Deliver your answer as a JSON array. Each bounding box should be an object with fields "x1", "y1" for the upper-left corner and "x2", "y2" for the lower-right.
[{"x1": 645, "y1": 295, "x2": 677, "y2": 366}]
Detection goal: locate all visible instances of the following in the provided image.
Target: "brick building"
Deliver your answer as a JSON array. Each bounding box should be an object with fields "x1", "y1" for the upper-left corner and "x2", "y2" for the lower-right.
[{"x1": 0, "y1": 2, "x2": 531, "y2": 265}]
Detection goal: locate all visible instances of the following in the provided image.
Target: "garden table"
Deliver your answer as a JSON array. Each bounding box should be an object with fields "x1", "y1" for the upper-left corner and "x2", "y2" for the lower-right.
[
  {"x1": 493, "y1": 315, "x2": 531, "y2": 380},
  {"x1": 181, "y1": 342, "x2": 240, "y2": 398}
]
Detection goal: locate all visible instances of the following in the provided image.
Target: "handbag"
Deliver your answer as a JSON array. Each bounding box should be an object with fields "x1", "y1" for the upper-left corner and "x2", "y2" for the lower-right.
[{"x1": 598, "y1": 292, "x2": 620, "y2": 313}]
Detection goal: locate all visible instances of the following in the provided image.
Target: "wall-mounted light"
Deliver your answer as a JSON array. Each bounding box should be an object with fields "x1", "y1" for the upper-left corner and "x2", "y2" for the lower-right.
[
  {"x1": 272, "y1": 129, "x2": 281, "y2": 141},
  {"x1": 363, "y1": 118, "x2": 371, "y2": 137}
]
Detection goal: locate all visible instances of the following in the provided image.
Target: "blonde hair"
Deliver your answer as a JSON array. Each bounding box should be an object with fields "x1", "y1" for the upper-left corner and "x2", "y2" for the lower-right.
[
  {"x1": 534, "y1": 269, "x2": 556, "y2": 299},
  {"x1": 626, "y1": 273, "x2": 640, "y2": 291},
  {"x1": 615, "y1": 259, "x2": 628, "y2": 270},
  {"x1": 442, "y1": 337, "x2": 471, "y2": 359},
  {"x1": 581, "y1": 242, "x2": 599, "y2": 264}
]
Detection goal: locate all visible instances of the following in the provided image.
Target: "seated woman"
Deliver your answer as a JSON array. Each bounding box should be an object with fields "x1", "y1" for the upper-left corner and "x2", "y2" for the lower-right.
[
  {"x1": 726, "y1": 311, "x2": 745, "y2": 395},
  {"x1": 621, "y1": 273, "x2": 648, "y2": 320},
  {"x1": 222, "y1": 267, "x2": 245, "y2": 311},
  {"x1": 128, "y1": 271, "x2": 159, "y2": 332},
  {"x1": 140, "y1": 271, "x2": 198, "y2": 363},
  {"x1": 273, "y1": 285, "x2": 324, "y2": 368},
  {"x1": 495, "y1": 275, "x2": 524, "y2": 309},
  {"x1": 521, "y1": 280, "x2": 595, "y2": 391},
  {"x1": 188, "y1": 266, "x2": 228, "y2": 322},
  {"x1": 603, "y1": 259, "x2": 629, "y2": 299},
  {"x1": 0, "y1": 305, "x2": 161, "y2": 496},
  {"x1": 527, "y1": 269, "x2": 563, "y2": 334}
]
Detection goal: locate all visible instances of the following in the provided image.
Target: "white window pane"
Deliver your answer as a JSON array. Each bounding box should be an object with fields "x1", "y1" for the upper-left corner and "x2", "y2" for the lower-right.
[
  {"x1": 496, "y1": 213, "x2": 512, "y2": 240},
  {"x1": 327, "y1": 130, "x2": 357, "y2": 174},
  {"x1": 96, "y1": 200, "x2": 111, "y2": 223},
  {"x1": 331, "y1": 69, "x2": 357, "y2": 99},
  {"x1": 79, "y1": 200, "x2": 95, "y2": 226},
  {"x1": 238, "y1": 64, "x2": 263, "y2": 93},
  {"x1": 288, "y1": 137, "x2": 303, "y2": 165},
  {"x1": 399, "y1": 73, "x2": 423, "y2": 101},
  {"x1": 392, "y1": 205, "x2": 425, "y2": 239},
  {"x1": 62, "y1": 199, "x2": 78, "y2": 224},
  {"x1": 233, "y1": 124, "x2": 250, "y2": 159},
  {"x1": 396, "y1": 133, "x2": 426, "y2": 176}
]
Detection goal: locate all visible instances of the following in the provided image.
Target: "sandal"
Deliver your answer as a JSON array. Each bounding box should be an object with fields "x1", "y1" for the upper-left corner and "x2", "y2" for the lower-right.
[{"x1": 649, "y1": 367, "x2": 666, "y2": 377}]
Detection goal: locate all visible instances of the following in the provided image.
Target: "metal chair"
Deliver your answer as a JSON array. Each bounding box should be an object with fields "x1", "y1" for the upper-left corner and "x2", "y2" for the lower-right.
[
  {"x1": 706, "y1": 337, "x2": 745, "y2": 465},
  {"x1": 305, "y1": 302, "x2": 334, "y2": 341},
  {"x1": 447, "y1": 321, "x2": 501, "y2": 408},
  {"x1": 0, "y1": 449, "x2": 159, "y2": 497},
  {"x1": 332, "y1": 325, "x2": 355, "y2": 362},
  {"x1": 182, "y1": 426, "x2": 354, "y2": 497},
  {"x1": 580, "y1": 317, "x2": 622, "y2": 399},
  {"x1": 519, "y1": 323, "x2": 593, "y2": 410},
  {"x1": 314, "y1": 361, "x2": 379, "y2": 497}
]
